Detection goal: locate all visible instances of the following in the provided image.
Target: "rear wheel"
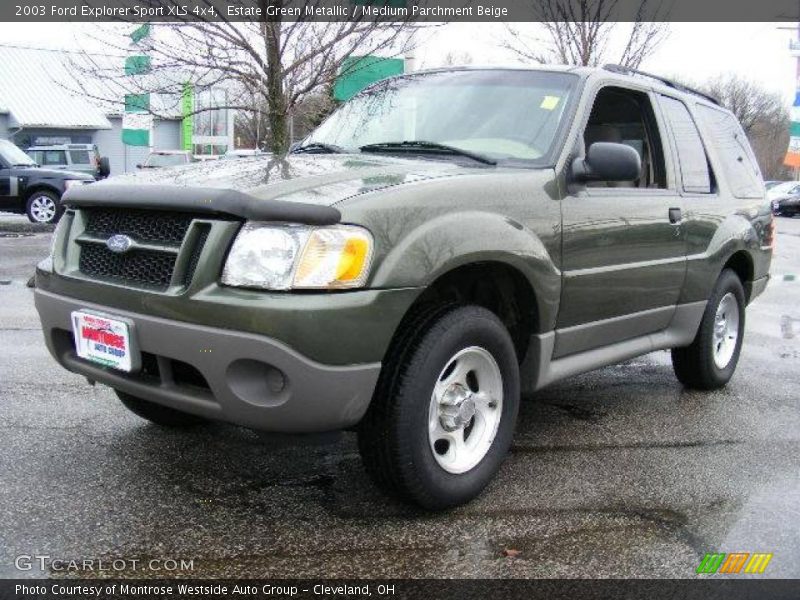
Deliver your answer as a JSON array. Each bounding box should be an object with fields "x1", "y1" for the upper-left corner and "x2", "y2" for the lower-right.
[
  {"x1": 671, "y1": 269, "x2": 746, "y2": 390},
  {"x1": 358, "y1": 305, "x2": 520, "y2": 510},
  {"x1": 116, "y1": 390, "x2": 206, "y2": 427},
  {"x1": 26, "y1": 191, "x2": 61, "y2": 224}
]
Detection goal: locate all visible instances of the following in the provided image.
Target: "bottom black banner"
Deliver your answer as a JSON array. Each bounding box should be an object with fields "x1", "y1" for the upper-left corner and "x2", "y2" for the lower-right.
[{"x1": 0, "y1": 579, "x2": 798, "y2": 600}]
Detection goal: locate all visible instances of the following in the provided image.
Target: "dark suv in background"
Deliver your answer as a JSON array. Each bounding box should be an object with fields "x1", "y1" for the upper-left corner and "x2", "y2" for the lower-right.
[
  {"x1": 0, "y1": 140, "x2": 95, "y2": 223},
  {"x1": 36, "y1": 66, "x2": 772, "y2": 509},
  {"x1": 26, "y1": 144, "x2": 110, "y2": 181}
]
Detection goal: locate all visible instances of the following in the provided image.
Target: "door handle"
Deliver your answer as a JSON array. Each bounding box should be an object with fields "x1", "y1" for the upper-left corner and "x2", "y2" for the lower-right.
[{"x1": 669, "y1": 207, "x2": 682, "y2": 224}]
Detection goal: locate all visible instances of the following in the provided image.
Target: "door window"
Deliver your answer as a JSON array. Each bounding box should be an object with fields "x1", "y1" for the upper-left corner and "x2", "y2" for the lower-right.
[
  {"x1": 583, "y1": 86, "x2": 667, "y2": 189},
  {"x1": 659, "y1": 96, "x2": 713, "y2": 194}
]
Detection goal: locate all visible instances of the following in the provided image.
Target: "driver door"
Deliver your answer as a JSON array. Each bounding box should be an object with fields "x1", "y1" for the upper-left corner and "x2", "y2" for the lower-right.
[
  {"x1": 0, "y1": 161, "x2": 20, "y2": 211},
  {"x1": 556, "y1": 84, "x2": 687, "y2": 358}
]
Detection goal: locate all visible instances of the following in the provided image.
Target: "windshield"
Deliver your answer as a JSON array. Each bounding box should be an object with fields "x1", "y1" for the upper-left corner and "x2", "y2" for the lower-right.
[
  {"x1": 305, "y1": 70, "x2": 578, "y2": 164},
  {"x1": 146, "y1": 153, "x2": 188, "y2": 167},
  {"x1": 0, "y1": 140, "x2": 36, "y2": 166}
]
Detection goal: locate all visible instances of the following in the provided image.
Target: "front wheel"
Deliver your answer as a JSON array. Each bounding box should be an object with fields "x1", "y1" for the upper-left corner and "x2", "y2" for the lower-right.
[
  {"x1": 671, "y1": 268, "x2": 746, "y2": 390},
  {"x1": 358, "y1": 305, "x2": 520, "y2": 510},
  {"x1": 26, "y1": 191, "x2": 62, "y2": 224}
]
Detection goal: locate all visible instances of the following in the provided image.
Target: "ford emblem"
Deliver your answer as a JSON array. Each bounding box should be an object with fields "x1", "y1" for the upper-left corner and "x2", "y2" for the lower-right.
[{"x1": 106, "y1": 234, "x2": 133, "y2": 254}]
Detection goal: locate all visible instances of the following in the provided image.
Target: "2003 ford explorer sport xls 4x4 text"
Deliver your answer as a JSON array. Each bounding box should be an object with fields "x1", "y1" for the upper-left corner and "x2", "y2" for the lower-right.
[{"x1": 35, "y1": 66, "x2": 773, "y2": 509}]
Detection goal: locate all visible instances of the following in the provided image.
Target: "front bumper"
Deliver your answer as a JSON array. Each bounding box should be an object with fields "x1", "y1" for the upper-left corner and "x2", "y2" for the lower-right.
[{"x1": 35, "y1": 288, "x2": 382, "y2": 433}]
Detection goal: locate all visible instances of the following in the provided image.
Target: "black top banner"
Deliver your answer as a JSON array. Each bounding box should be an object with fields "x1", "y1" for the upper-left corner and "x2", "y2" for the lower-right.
[{"x1": 5, "y1": 0, "x2": 800, "y2": 23}]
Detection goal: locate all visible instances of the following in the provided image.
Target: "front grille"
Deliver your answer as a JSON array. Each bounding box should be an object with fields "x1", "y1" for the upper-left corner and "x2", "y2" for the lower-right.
[
  {"x1": 76, "y1": 208, "x2": 209, "y2": 291},
  {"x1": 84, "y1": 208, "x2": 192, "y2": 245},
  {"x1": 183, "y1": 225, "x2": 210, "y2": 286},
  {"x1": 79, "y1": 243, "x2": 177, "y2": 288}
]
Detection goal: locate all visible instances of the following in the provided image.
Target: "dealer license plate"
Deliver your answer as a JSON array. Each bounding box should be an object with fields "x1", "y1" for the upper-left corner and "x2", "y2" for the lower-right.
[{"x1": 71, "y1": 311, "x2": 137, "y2": 372}]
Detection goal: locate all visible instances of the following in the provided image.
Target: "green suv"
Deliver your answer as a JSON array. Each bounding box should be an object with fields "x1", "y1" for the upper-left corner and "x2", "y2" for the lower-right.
[
  {"x1": 26, "y1": 144, "x2": 111, "y2": 181},
  {"x1": 35, "y1": 66, "x2": 772, "y2": 509}
]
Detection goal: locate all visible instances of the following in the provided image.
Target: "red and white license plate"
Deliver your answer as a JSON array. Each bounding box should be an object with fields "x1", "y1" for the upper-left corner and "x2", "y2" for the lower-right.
[{"x1": 71, "y1": 311, "x2": 137, "y2": 372}]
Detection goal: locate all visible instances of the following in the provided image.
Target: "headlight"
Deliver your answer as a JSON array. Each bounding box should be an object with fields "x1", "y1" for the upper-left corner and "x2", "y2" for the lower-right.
[{"x1": 221, "y1": 222, "x2": 374, "y2": 290}]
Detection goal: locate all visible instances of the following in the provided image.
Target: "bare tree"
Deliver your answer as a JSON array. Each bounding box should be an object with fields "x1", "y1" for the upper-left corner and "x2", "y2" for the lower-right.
[
  {"x1": 235, "y1": 88, "x2": 333, "y2": 148},
  {"x1": 441, "y1": 50, "x2": 473, "y2": 67},
  {"x1": 67, "y1": 1, "x2": 425, "y2": 154},
  {"x1": 503, "y1": 0, "x2": 668, "y2": 69},
  {"x1": 697, "y1": 75, "x2": 791, "y2": 180}
]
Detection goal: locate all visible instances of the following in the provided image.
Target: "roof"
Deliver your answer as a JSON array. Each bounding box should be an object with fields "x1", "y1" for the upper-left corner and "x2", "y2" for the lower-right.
[
  {"x1": 0, "y1": 45, "x2": 112, "y2": 130},
  {"x1": 406, "y1": 64, "x2": 721, "y2": 107}
]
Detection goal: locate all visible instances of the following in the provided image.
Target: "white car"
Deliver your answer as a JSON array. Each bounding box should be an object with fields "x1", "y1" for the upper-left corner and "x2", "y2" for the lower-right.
[
  {"x1": 767, "y1": 181, "x2": 800, "y2": 201},
  {"x1": 222, "y1": 149, "x2": 266, "y2": 160},
  {"x1": 137, "y1": 150, "x2": 193, "y2": 169}
]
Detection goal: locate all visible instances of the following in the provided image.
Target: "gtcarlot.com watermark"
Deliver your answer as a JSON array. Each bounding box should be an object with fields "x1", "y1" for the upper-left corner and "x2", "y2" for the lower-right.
[{"x1": 15, "y1": 554, "x2": 194, "y2": 573}]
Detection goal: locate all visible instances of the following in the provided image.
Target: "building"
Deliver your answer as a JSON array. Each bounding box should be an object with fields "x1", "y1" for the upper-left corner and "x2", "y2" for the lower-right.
[{"x1": 0, "y1": 44, "x2": 233, "y2": 176}]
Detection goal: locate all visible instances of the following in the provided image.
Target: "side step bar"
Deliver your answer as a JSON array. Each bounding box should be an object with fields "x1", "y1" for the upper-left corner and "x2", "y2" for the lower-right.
[{"x1": 522, "y1": 301, "x2": 707, "y2": 392}]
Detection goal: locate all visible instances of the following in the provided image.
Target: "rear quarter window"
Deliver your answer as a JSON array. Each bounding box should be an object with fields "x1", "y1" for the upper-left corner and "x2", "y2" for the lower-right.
[
  {"x1": 69, "y1": 150, "x2": 91, "y2": 164},
  {"x1": 695, "y1": 105, "x2": 763, "y2": 199},
  {"x1": 42, "y1": 150, "x2": 67, "y2": 166}
]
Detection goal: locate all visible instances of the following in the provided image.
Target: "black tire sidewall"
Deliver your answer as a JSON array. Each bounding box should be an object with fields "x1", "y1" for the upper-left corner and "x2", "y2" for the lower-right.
[
  {"x1": 701, "y1": 269, "x2": 746, "y2": 386},
  {"x1": 395, "y1": 306, "x2": 520, "y2": 508}
]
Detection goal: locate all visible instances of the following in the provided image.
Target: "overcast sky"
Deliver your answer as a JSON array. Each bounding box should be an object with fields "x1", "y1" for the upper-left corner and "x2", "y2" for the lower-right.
[{"x1": 0, "y1": 21, "x2": 797, "y2": 104}]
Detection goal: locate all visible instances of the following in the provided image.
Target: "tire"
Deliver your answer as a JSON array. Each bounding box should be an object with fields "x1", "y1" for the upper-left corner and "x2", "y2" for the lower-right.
[
  {"x1": 358, "y1": 305, "x2": 520, "y2": 510},
  {"x1": 25, "y1": 190, "x2": 62, "y2": 224},
  {"x1": 116, "y1": 390, "x2": 206, "y2": 427},
  {"x1": 97, "y1": 156, "x2": 111, "y2": 178},
  {"x1": 671, "y1": 268, "x2": 746, "y2": 390}
]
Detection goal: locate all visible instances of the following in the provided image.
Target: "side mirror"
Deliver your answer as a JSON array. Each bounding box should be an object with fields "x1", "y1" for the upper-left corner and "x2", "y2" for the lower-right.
[{"x1": 571, "y1": 142, "x2": 641, "y2": 183}]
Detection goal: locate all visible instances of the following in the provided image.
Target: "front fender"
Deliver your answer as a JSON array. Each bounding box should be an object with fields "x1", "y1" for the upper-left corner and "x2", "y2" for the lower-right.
[
  {"x1": 370, "y1": 210, "x2": 561, "y2": 331},
  {"x1": 22, "y1": 180, "x2": 63, "y2": 198}
]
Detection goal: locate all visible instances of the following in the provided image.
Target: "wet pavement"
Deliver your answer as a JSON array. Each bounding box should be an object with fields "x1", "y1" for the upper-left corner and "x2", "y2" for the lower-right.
[{"x1": 0, "y1": 213, "x2": 798, "y2": 579}]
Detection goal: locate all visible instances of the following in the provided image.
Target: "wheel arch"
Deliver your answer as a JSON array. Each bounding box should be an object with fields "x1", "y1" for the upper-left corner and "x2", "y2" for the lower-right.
[
  {"x1": 23, "y1": 183, "x2": 62, "y2": 201},
  {"x1": 722, "y1": 250, "x2": 754, "y2": 302},
  {"x1": 386, "y1": 260, "x2": 542, "y2": 365}
]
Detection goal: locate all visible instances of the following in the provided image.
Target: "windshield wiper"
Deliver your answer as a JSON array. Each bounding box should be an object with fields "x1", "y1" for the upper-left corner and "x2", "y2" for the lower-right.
[
  {"x1": 11, "y1": 163, "x2": 35, "y2": 167},
  {"x1": 359, "y1": 141, "x2": 497, "y2": 165},
  {"x1": 292, "y1": 142, "x2": 345, "y2": 154}
]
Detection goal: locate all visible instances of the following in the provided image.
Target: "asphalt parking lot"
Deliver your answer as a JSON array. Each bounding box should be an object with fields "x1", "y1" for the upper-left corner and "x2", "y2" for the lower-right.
[{"x1": 0, "y1": 213, "x2": 798, "y2": 579}]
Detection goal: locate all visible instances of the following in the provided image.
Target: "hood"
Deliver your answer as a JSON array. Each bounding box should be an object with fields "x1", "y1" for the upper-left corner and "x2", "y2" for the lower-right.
[{"x1": 97, "y1": 153, "x2": 493, "y2": 207}]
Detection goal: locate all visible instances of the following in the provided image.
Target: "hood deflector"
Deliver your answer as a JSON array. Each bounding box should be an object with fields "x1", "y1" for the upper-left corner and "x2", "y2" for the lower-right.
[{"x1": 63, "y1": 184, "x2": 342, "y2": 226}]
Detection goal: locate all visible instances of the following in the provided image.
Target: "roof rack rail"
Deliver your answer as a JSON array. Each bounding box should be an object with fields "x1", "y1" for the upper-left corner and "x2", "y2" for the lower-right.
[{"x1": 602, "y1": 64, "x2": 720, "y2": 105}]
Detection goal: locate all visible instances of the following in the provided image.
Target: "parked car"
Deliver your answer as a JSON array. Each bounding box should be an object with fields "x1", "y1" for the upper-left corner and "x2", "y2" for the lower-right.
[
  {"x1": 26, "y1": 143, "x2": 110, "y2": 180},
  {"x1": 222, "y1": 149, "x2": 266, "y2": 160},
  {"x1": 773, "y1": 192, "x2": 800, "y2": 217},
  {"x1": 0, "y1": 140, "x2": 95, "y2": 223},
  {"x1": 137, "y1": 150, "x2": 192, "y2": 169},
  {"x1": 36, "y1": 66, "x2": 772, "y2": 510},
  {"x1": 767, "y1": 180, "x2": 800, "y2": 201},
  {"x1": 764, "y1": 180, "x2": 785, "y2": 191}
]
